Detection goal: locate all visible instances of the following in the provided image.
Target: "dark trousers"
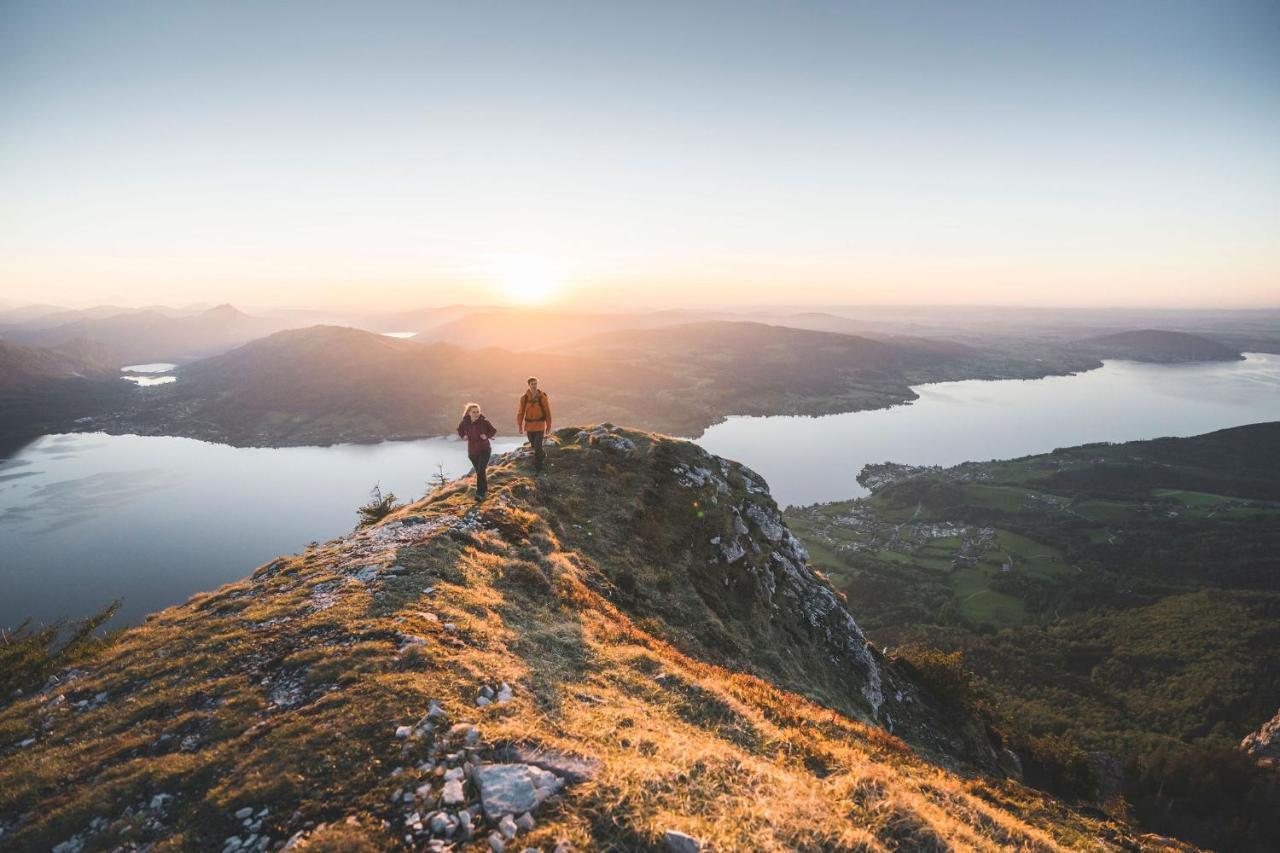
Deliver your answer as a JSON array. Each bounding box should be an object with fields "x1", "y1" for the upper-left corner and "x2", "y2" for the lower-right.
[
  {"x1": 527, "y1": 430, "x2": 545, "y2": 471},
  {"x1": 469, "y1": 448, "x2": 491, "y2": 495}
]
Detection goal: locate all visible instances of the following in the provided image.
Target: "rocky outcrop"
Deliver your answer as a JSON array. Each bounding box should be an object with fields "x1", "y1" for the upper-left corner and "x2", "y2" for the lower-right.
[
  {"x1": 1241, "y1": 707, "x2": 1280, "y2": 766},
  {"x1": 538, "y1": 425, "x2": 889, "y2": 721}
]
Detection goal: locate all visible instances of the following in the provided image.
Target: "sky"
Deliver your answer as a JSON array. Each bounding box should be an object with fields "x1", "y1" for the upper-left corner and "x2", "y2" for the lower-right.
[{"x1": 1, "y1": 0, "x2": 1278, "y2": 311}]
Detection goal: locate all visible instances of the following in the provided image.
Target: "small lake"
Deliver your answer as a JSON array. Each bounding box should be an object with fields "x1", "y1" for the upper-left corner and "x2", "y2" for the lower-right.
[
  {"x1": 3, "y1": 353, "x2": 1279, "y2": 631},
  {"x1": 700, "y1": 353, "x2": 1280, "y2": 507},
  {"x1": 121, "y1": 362, "x2": 178, "y2": 386}
]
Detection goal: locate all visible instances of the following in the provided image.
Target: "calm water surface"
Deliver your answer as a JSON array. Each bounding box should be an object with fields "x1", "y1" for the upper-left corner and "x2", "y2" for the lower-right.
[
  {"x1": 700, "y1": 353, "x2": 1280, "y2": 507},
  {"x1": 0, "y1": 434, "x2": 518, "y2": 630},
  {"x1": 3, "y1": 354, "x2": 1279, "y2": 629}
]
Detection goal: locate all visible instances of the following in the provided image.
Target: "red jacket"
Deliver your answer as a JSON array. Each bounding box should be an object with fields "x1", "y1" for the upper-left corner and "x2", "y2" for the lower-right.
[{"x1": 457, "y1": 414, "x2": 497, "y2": 455}]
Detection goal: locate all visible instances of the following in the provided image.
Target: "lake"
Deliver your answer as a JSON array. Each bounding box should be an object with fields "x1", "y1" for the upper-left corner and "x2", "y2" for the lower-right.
[
  {"x1": 121, "y1": 362, "x2": 178, "y2": 386},
  {"x1": 3, "y1": 353, "x2": 1279, "y2": 630},
  {"x1": 0, "y1": 433, "x2": 518, "y2": 631},
  {"x1": 700, "y1": 352, "x2": 1280, "y2": 507}
]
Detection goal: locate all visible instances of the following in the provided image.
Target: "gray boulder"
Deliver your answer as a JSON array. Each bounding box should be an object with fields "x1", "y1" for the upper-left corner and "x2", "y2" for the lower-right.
[
  {"x1": 664, "y1": 829, "x2": 702, "y2": 852},
  {"x1": 474, "y1": 763, "x2": 563, "y2": 820}
]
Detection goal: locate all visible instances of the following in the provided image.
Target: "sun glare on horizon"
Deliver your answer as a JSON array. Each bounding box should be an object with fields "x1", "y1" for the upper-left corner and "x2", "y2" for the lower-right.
[{"x1": 488, "y1": 255, "x2": 563, "y2": 305}]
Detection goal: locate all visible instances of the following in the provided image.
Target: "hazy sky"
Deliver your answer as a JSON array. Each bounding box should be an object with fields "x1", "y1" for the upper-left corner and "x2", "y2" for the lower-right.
[{"x1": 2, "y1": 1, "x2": 1278, "y2": 310}]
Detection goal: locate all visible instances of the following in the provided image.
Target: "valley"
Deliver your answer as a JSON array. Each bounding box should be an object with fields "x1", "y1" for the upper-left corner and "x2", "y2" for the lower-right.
[{"x1": 786, "y1": 424, "x2": 1280, "y2": 849}]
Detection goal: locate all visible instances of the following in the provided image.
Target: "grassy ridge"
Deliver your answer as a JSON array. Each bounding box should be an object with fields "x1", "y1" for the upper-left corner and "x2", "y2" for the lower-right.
[{"x1": 0, "y1": 428, "x2": 1172, "y2": 851}]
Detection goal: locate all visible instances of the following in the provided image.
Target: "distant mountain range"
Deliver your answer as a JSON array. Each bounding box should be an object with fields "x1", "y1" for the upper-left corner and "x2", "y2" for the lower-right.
[
  {"x1": 409, "y1": 307, "x2": 727, "y2": 350},
  {"x1": 2, "y1": 304, "x2": 286, "y2": 366},
  {"x1": 83, "y1": 320, "x2": 1099, "y2": 447},
  {"x1": 0, "y1": 301, "x2": 1263, "y2": 454}
]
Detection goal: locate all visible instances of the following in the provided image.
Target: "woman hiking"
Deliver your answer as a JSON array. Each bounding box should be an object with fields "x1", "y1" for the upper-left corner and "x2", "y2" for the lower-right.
[
  {"x1": 457, "y1": 401, "x2": 497, "y2": 501},
  {"x1": 516, "y1": 376, "x2": 552, "y2": 474}
]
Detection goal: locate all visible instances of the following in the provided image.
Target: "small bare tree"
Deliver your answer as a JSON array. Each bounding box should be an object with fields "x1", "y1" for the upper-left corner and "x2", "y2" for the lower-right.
[{"x1": 428, "y1": 462, "x2": 451, "y2": 492}]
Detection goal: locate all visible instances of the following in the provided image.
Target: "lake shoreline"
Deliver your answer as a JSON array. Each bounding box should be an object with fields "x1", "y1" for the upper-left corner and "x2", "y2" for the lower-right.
[
  {"x1": 51, "y1": 356, "x2": 1119, "y2": 450},
  {"x1": 5, "y1": 354, "x2": 1276, "y2": 631}
]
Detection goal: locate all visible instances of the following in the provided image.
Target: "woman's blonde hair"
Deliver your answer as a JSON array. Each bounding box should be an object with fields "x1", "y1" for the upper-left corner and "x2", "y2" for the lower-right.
[{"x1": 461, "y1": 401, "x2": 481, "y2": 417}]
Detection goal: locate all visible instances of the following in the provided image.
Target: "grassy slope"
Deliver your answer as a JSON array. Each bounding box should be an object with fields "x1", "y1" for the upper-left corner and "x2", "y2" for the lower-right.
[{"x1": 0, "y1": 428, "x2": 1179, "y2": 852}]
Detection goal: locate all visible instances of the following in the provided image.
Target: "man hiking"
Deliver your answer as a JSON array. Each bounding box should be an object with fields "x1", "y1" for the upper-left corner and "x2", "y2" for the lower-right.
[{"x1": 516, "y1": 376, "x2": 552, "y2": 473}]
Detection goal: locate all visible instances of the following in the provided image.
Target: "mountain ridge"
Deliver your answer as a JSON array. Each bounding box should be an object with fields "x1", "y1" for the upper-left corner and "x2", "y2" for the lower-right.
[{"x1": 0, "y1": 426, "x2": 1180, "y2": 851}]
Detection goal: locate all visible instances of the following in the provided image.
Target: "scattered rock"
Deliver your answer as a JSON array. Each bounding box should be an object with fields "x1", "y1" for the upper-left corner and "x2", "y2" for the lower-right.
[
  {"x1": 498, "y1": 813, "x2": 518, "y2": 840},
  {"x1": 442, "y1": 779, "x2": 466, "y2": 806},
  {"x1": 351, "y1": 564, "x2": 381, "y2": 583},
  {"x1": 474, "y1": 763, "x2": 564, "y2": 820},
  {"x1": 664, "y1": 829, "x2": 703, "y2": 852},
  {"x1": 720, "y1": 538, "x2": 746, "y2": 564}
]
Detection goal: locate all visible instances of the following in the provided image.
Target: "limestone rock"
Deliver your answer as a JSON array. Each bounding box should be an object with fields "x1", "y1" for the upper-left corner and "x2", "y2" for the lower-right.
[
  {"x1": 1241, "y1": 707, "x2": 1280, "y2": 764},
  {"x1": 474, "y1": 763, "x2": 564, "y2": 820}
]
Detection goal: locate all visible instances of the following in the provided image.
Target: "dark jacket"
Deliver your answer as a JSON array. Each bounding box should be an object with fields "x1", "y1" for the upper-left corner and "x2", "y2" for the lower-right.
[{"x1": 457, "y1": 414, "x2": 497, "y2": 455}]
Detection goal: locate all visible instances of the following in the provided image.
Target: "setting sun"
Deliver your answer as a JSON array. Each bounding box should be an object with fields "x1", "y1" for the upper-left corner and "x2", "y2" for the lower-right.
[{"x1": 490, "y1": 255, "x2": 563, "y2": 305}]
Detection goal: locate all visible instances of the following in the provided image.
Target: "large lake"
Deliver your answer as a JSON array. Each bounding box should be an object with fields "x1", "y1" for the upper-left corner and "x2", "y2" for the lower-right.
[
  {"x1": 700, "y1": 352, "x2": 1280, "y2": 507},
  {"x1": 3, "y1": 353, "x2": 1279, "y2": 630}
]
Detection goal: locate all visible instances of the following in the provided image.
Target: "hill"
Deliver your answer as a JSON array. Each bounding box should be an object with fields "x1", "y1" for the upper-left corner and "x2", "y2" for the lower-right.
[
  {"x1": 6, "y1": 304, "x2": 287, "y2": 367},
  {"x1": 0, "y1": 341, "x2": 134, "y2": 457},
  {"x1": 1079, "y1": 330, "x2": 1244, "y2": 363},
  {"x1": 0, "y1": 427, "x2": 1180, "y2": 851},
  {"x1": 89, "y1": 321, "x2": 1048, "y2": 446},
  {"x1": 0, "y1": 340, "x2": 113, "y2": 390},
  {"x1": 785, "y1": 423, "x2": 1280, "y2": 850}
]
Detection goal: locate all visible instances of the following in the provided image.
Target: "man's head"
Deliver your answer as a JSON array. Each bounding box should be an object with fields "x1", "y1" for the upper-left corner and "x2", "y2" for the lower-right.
[{"x1": 527, "y1": 376, "x2": 539, "y2": 394}]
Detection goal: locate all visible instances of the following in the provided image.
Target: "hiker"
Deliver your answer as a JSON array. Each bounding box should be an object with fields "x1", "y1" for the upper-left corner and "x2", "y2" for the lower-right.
[
  {"x1": 457, "y1": 401, "x2": 497, "y2": 500},
  {"x1": 516, "y1": 376, "x2": 552, "y2": 473}
]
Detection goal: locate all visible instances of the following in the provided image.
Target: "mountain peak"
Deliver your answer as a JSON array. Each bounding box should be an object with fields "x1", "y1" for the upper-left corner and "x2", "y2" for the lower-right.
[
  {"x1": 0, "y1": 423, "x2": 1162, "y2": 850},
  {"x1": 200, "y1": 303, "x2": 249, "y2": 319}
]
